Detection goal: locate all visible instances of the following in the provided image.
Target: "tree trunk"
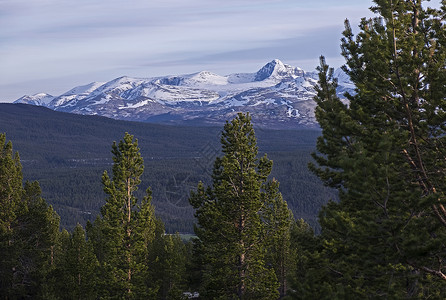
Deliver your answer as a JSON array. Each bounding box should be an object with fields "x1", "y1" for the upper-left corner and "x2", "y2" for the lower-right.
[{"x1": 237, "y1": 214, "x2": 246, "y2": 299}]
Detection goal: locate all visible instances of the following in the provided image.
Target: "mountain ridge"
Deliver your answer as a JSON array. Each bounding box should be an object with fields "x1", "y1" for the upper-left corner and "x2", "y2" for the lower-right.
[{"x1": 15, "y1": 59, "x2": 352, "y2": 129}]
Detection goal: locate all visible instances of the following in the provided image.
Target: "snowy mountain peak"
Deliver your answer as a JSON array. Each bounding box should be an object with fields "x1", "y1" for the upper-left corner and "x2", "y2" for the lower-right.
[
  {"x1": 87, "y1": 77, "x2": 146, "y2": 97},
  {"x1": 63, "y1": 82, "x2": 105, "y2": 96},
  {"x1": 255, "y1": 59, "x2": 283, "y2": 81},
  {"x1": 15, "y1": 93, "x2": 54, "y2": 106},
  {"x1": 49, "y1": 81, "x2": 106, "y2": 107},
  {"x1": 13, "y1": 60, "x2": 353, "y2": 129},
  {"x1": 254, "y1": 59, "x2": 303, "y2": 81}
]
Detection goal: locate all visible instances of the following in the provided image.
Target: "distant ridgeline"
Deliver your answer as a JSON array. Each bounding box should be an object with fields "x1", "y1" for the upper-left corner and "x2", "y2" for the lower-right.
[
  {"x1": 0, "y1": 103, "x2": 336, "y2": 232},
  {"x1": 13, "y1": 59, "x2": 354, "y2": 129}
]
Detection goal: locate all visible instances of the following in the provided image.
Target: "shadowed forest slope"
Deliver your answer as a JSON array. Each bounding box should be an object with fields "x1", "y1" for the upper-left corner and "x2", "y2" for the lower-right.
[{"x1": 0, "y1": 103, "x2": 336, "y2": 232}]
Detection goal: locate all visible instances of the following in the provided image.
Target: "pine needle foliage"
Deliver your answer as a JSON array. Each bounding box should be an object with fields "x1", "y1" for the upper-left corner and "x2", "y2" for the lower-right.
[{"x1": 309, "y1": 0, "x2": 446, "y2": 297}]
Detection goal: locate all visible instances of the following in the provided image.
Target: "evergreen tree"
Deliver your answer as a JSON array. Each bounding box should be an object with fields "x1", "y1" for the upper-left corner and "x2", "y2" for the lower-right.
[
  {"x1": 0, "y1": 134, "x2": 61, "y2": 299},
  {"x1": 287, "y1": 219, "x2": 331, "y2": 300},
  {"x1": 88, "y1": 132, "x2": 156, "y2": 299},
  {"x1": 148, "y1": 219, "x2": 189, "y2": 300},
  {"x1": 309, "y1": 0, "x2": 446, "y2": 297},
  {"x1": 0, "y1": 134, "x2": 23, "y2": 297},
  {"x1": 190, "y1": 113, "x2": 279, "y2": 299},
  {"x1": 262, "y1": 179, "x2": 293, "y2": 298},
  {"x1": 52, "y1": 225, "x2": 98, "y2": 299},
  {"x1": 20, "y1": 181, "x2": 60, "y2": 298}
]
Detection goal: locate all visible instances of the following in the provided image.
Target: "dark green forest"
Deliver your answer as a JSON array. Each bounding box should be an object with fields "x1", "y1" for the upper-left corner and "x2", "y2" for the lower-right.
[
  {"x1": 0, "y1": 103, "x2": 334, "y2": 233},
  {"x1": 1, "y1": 113, "x2": 317, "y2": 299}
]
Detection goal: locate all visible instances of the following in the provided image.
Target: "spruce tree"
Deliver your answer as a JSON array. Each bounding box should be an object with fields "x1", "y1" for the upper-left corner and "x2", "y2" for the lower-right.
[
  {"x1": 88, "y1": 133, "x2": 156, "y2": 299},
  {"x1": 309, "y1": 0, "x2": 446, "y2": 297},
  {"x1": 190, "y1": 113, "x2": 279, "y2": 299}
]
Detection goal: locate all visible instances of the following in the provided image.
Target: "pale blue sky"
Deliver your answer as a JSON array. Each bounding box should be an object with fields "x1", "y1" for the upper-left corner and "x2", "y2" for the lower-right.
[{"x1": 0, "y1": 0, "x2": 377, "y2": 101}]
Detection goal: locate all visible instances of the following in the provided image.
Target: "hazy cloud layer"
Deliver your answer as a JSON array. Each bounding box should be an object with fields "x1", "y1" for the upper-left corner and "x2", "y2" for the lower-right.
[{"x1": 1, "y1": 0, "x2": 375, "y2": 101}]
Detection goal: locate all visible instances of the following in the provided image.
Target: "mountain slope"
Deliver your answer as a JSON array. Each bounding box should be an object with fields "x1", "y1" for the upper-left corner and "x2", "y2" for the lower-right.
[
  {"x1": 15, "y1": 60, "x2": 352, "y2": 128},
  {"x1": 15, "y1": 93, "x2": 54, "y2": 106},
  {"x1": 0, "y1": 103, "x2": 336, "y2": 232}
]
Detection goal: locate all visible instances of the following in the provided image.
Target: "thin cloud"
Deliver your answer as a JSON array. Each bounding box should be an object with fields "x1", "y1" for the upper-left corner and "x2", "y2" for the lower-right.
[{"x1": 0, "y1": 0, "x2": 374, "y2": 101}]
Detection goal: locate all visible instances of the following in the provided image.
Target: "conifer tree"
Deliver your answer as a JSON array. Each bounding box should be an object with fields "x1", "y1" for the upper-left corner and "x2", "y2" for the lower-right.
[
  {"x1": 287, "y1": 219, "x2": 330, "y2": 299},
  {"x1": 309, "y1": 0, "x2": 446, "y2": 297},
  {"x1": 0, "y1": 134, "x2": 60, "y2": 298},
  {"x1": 0, "y1": 134, "x2": 23, "y2": 297},
  {"x1": 53, "y1": 225, "x2": 99, "y2": 299},
  {"x1": 88, "y1": 133, "x2": 156, "y2": 299},
  {"x1": 20, "y1": 181, "x2": 60, "y2": 298},
  {"x1": 190, "y1": 113, "x2": 279, "y2": 299},
  {"x1": 262, "y1": 179, "x2": 293, "y2": 298},
  {"x1": 148, "y1": 219, "x2": 189, "y2": 300}
]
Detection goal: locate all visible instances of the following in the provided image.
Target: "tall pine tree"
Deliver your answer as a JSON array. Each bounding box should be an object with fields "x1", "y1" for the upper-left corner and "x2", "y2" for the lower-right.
[
  {"x1": 88, "y1": 133, "x2": 156, "y2": 299},
  {"x1": 0, "y1": 134, "x2": 60, "y2": 299},
  {"x1": 190, "y1": 113, "x2": 280, "y2": 299},
  {"x1": 309, "y1": 0, "x2": 446, "y2": 297},
  {"x1": 0, "y1": 134, "x2": 23, "y2": 297}
]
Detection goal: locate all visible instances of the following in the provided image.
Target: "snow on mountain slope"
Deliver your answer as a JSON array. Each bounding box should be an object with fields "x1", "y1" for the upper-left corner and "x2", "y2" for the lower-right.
[
  {"x1": 49, "y1": 81, "x2": 106, "y2": 107},
  {"x1": 14, "y1": 60, "x2": 354, "y2": 129},
  {"x1": 181, "y1": 71, "x2": 228, "y2": 86},
  {"x1": 15, "y1": 93, "x2": 55, "y2": 106},
  {"x1": 254, "y1": 59, "x2": 304, "y2": 81}
]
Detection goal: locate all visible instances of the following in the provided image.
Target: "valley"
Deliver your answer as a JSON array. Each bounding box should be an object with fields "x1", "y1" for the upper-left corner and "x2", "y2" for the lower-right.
[{"x1": 0, "y1": 103, "x2": 336, "y2": 232}]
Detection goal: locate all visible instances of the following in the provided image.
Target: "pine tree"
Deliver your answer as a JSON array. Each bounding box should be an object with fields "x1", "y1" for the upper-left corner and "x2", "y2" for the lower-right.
[
  {"x1": 262, "y1": 179, "x2": 293, "y2": 298},
  {"x1": 287, "y1": 219, "x2": 332, "y2": 300},
  {"x1": 0, "y1": 134, "x2": 61, "y2": 298},
  {"x1": 20, "y1": 181, "x2": 60, "y2": 298},
  {"x1": 0, "y1": 134, "x2": 23, "y2": 297},
  {"x1": 190, "y1": 113, "x2": 279, "y2": 299},
  {"x1": 88, "y1": 133, "x2": 156, "y2": 299},
  {"x1": 53, "y1": 225, "x2": 98, "y2": 299},
  {"x1": 309, "y1": 0, "x2": 446, "y2": 297},
  {"x1": 148, "y1": 219, "x2": 189, "y2": 300}
]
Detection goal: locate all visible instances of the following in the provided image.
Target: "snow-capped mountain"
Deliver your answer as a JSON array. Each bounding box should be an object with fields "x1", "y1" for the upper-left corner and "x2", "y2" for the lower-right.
[
  {"x1": 15, "y1": 93, "x2": 55, "y2": 106},
  {"x1": 15, "y1": 59, "x2": 353, "y2": 129}
]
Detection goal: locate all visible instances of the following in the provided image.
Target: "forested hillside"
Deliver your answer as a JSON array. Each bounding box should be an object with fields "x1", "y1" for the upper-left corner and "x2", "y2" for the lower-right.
[{"x1": 0, "y1": 103, "x2": 335, "y2": 232}]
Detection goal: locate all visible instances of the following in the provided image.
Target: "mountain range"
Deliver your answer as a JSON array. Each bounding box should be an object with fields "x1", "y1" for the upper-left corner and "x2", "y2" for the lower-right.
[{"x1": 15, "y1": 59, "x2": 353, "y2": 128}]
